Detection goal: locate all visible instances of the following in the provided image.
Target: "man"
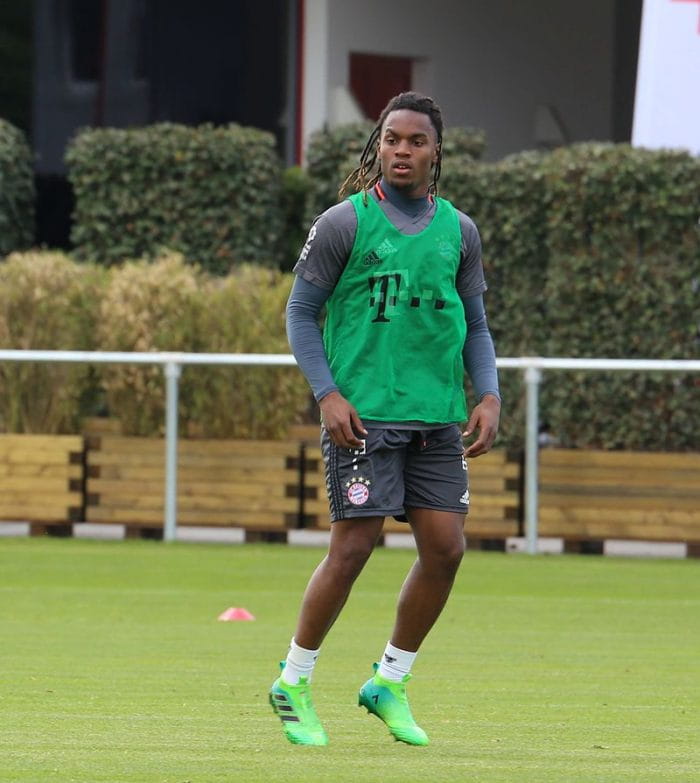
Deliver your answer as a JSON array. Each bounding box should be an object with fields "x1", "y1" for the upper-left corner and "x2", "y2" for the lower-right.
[{"x1": 270, "y1": 92, "x2": 501, "y2": 746}]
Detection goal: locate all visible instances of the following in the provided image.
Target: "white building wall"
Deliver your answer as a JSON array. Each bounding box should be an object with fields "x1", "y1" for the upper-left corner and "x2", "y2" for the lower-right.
[
  {"x1": 302, "y1": 0, "x2": 330, "y2": 156},
  {"x1": 303, "y1": 0, "x2": 615, "y2": 161}
]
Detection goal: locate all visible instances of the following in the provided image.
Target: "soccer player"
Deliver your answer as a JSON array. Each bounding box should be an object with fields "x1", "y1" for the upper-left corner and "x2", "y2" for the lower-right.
[{"x1": 270, "y1": 92, "x2": 501, "y2": 746}]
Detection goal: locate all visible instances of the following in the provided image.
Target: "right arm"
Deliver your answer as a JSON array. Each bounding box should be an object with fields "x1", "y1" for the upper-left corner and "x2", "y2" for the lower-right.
[
  {"x1": 285, "y1": 277, "x2": 336, "y2": 402},
  {"x1": 286, "y1": 206, "x2": 367, "y2": 448},
  {"x1": 286, "y1": 277, "x2": 367, "y2": 448}
]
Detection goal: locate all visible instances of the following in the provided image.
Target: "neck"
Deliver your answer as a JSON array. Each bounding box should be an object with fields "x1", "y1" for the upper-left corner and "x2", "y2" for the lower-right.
[{"x1": 379, "y1": 178, "x2": 430, "y2": 216}]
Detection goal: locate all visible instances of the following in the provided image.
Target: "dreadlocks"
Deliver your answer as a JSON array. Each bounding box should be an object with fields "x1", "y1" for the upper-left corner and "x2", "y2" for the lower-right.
[{"x1": 339, "y1": 92, "x2": 444, "y2": 201}]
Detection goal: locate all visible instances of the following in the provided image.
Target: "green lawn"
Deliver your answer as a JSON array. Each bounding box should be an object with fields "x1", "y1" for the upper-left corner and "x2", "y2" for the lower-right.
[{"x1": 1, "y1": 537, "x2": 699, "y2": 782}]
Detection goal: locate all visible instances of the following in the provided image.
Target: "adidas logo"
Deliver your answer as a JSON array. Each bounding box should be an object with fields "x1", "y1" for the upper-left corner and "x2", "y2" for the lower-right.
[{"x1": 363, "y1": 250, "x2": 382, "y2": 266}]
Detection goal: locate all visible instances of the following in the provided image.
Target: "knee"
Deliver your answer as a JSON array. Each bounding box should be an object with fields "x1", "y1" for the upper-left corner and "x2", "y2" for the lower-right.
[
  {"x1": 421, "y1": 536, "x2": 465, "y2": 575},
  {"x1": 327, "y1": 537, "x2": 376, "y2": 580}
]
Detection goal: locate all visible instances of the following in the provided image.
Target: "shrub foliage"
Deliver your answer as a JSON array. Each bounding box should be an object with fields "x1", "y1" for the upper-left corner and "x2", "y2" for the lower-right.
[
  {"x1": 66, "y1": 123, "x2": 283, "y2": 274},
  {"x1": 1, "y1": 139, "x2": 697, "y2": 450},
  {"x1": 0, "y1": 118, "x2": 34, "y2": 255},
  {"x1": 441, "y1": 143, "x2": 700, "y2": 449},
  {"x1": 0, "y1": 252, "x2": 103, "y2": 432},
  {"x1": 96, "y1": 254, "x2": 308, "y2": 438}
]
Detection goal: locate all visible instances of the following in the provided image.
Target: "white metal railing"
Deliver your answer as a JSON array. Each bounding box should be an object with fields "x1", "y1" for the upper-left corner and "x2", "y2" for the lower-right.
[{"x1": 1, "y1": 350, "x2": 699, "y2": 551}]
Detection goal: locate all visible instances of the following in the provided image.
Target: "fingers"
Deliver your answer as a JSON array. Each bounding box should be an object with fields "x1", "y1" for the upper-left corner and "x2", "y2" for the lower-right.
[
  {"x1": 337, "y1": 421, "x2": 365, "y2": 449},
  {"x1": 463, "y1": 420, "x2": 498, "y2": 458},
  {"x1": 325, "y1": 411, "x2": 366, "y2": 448},
  {"x1": 350, "y1": 410, "x2": 368, "y2": 438},
  {"x1": 464, "y1": 436, "x2": 489, "y2": 458},
  {"x1": 463, "y1": 399, "x2": 501, "y2": 458},
  {"x1": 327, "y1": 409, "x2": 366, "y2": 448},
  {"x1": 320, "y1": 392, "x2": 367, "y2": 448},
  {"x1": 462, "y1": 411, "x2": 479, "y2": 440}
]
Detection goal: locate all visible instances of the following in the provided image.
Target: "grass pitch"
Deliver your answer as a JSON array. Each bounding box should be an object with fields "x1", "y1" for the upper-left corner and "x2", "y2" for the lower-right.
[{"x1": 1, "y1": 537, "x2": 699, "y2": 782}]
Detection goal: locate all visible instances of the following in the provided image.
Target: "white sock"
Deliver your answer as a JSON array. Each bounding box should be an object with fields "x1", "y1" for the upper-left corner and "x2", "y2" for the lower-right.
[
  {"x1": 377, "y1": 641, "x2": 417, "y2": 682},
  {"x1": 282, "y1": 638, "x2": 320, "y2": 685}
]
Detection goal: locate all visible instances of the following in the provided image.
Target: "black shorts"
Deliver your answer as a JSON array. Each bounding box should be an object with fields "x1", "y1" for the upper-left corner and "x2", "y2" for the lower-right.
[{"x1": 321, "y1": 425, "x2": 469, "y2": 522}]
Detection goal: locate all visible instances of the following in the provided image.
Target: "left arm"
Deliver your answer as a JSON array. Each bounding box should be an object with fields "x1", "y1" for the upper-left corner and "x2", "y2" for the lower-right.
[{"x1": 460, "y1": 293, "x2": 501, "y2": 457}]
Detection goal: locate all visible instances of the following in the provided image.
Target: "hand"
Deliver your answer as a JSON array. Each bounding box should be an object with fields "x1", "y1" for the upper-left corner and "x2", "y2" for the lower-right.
[
  {"x1": 319, "y1": 391, "x2": 368, "y2": 448},
  {"x1": 462, "y1": 394, "x2": 501, "y2": 458}
]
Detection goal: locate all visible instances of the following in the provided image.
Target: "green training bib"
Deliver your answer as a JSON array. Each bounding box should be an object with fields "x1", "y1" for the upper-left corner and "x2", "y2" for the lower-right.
[{"x1": 323, "y1": 193, "x2": 467, "y2": 423}]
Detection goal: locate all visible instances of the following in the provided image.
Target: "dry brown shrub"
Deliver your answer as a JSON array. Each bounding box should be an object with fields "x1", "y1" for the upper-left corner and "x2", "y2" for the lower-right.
[{"x1": 0, "y1": 251, "x2": 104, "y2": 432}]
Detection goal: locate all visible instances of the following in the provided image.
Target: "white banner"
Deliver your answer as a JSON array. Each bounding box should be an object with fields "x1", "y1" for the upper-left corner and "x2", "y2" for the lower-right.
[{"x1": 632, "y1": 0, "x2": 700, "y2": 155}]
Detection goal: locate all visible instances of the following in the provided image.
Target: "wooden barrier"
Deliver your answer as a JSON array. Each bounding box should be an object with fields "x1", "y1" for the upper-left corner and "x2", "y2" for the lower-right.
[
  {"x1": 539, "y1": 449, "x2": 700, "y2": 547},
  {"x1": 85, "y1": 436, "x2": 302, "y2": 536},
  {"x1": 302, "y1": 441, "x2": 521, "y2": 543},
  {"x1": 463, "y1": 450, "x2": 521, "y2": 544},
  {"x1": 0, "y1": 434, "x2": 84, "y2": 534},
  {"x1": 4, "y1": 429, "x2": 697, "y2": 552}
]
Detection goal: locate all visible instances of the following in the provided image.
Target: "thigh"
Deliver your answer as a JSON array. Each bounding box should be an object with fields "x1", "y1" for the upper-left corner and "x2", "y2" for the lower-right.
[
  {"x1": 403, "y1": 425, "x2": 469, "y2": 515},
  {"x1": 328, "y1": 516, "x2": 385, "y2": 558},
  {"x1": 321, "y1": 427, "x2": 410, "y2": 521},
  {"x1": 407, "y1": 507, "x2": 467, "y2": 559}
]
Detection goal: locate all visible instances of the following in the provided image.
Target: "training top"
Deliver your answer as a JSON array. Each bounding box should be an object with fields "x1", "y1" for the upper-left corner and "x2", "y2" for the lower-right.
[{"x1": 322, "y1": 192, "x2": 467, "y2": 423}]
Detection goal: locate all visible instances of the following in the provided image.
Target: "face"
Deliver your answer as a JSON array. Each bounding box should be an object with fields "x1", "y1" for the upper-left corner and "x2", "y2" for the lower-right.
[{"x1": 378, "y1": 109, "x2": 439, "y2": 197}]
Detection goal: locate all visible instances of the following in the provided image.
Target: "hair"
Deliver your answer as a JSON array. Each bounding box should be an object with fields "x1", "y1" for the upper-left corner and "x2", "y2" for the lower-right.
[{"x1": 338, "y1": 91, "x2": 444, "y2": 201}]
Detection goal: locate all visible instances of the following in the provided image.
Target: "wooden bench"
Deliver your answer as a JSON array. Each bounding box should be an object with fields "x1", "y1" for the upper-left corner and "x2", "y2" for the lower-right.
[
  {"x1": 0, "y1": 434, "x2": 84, "y2": 535},
  {"x1": 539, "y1": 449, "x2": 700, "y2": 552},
  {"x1": 85, "y1": 436, "x2": 303, "y2": 538},
  {"x1": 302, "y1": 439, "x2": 521, "y2": 547}
]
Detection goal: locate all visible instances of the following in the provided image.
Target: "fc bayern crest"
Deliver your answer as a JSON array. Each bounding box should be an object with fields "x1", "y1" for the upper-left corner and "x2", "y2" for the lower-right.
[{"x1": 346, "y1": 477, "x2": 371, "y2": 505}]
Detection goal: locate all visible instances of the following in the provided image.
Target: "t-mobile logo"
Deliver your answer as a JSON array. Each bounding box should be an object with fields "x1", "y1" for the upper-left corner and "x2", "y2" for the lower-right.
[{"x1": 368, "y1": 273, "x2": 402, "y2": 323}]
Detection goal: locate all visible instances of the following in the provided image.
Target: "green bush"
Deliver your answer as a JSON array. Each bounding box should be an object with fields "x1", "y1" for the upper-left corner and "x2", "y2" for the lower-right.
[
  {"x1": 441, "y1": 150, "x2": 550, "y2": 444},
  {"x1": 66, "y1": 123, "x2": 283, "y2": 274},
  {"x1": 2, "y1": 140, "x2": 697, "y2": 451},
  {"x1": 442, "y1": 143, "x2": 700, "y2": 449},
  {"x1": 0, "y1": 118, "x2": 34, "y2": 255},
  {"x1": 304, "y1": 121, "x2": 373, "y2": 222},
  {"x1": 541, "y1": 248, "x2": 699, "y2": 450},
  {"x1": 279, "y1": 166, "x2": 312, "y2": 272},
  {"x1": 539, "y1": 144, "x2": 700, "y2": 450},
  {"x1": 0, "y1": 251, "x2": 103, "y2": 433},
  {"x1": 440, "y1": 126, "x2": 487, "y2": 160}
]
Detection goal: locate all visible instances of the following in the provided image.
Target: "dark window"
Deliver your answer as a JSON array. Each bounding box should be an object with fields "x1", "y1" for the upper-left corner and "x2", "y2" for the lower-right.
[
  {"x1": 68, "y1": 0, "x2": 105, "y2": 82},
  {"x1": 131, "y1": 0, "x2": 150, "y2": 80}
]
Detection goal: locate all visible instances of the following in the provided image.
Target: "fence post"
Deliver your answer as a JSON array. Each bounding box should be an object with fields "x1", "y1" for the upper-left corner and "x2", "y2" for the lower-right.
[
  {"x1": 163, "y1": 361, "x2": 181, "y2": 542},
  {"x1": 524, "y1": 364, "x2": 542, "y2": 554}
]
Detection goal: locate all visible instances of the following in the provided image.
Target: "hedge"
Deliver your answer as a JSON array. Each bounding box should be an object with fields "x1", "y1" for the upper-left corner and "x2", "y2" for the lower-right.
[
  {"x1": 540, "y1": 144, "x2": 700, "y2": 450},
  {"x1": 65, "y1": 123, "x2": 283, "y2": 274},
  {"x1": 440, "y1": 143, "x2": 700, "y2": 449},
  {"x1": 2, "y1": 141, "x2": 698, "y2": 451},
  {"x1": 280, "y1": 165, "x2": 312, "y2": 272},
  {"x1": 0, "y1": 118, "x2": 34, "y2": 256}
]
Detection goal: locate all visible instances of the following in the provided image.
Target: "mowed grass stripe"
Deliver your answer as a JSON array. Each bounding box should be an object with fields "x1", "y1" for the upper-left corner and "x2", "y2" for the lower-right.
[{"x1": 0, "y1": 538, "x2": 698, "y2": 782}]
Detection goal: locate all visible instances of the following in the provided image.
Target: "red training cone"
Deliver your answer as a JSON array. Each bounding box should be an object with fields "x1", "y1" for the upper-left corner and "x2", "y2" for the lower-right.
[{"x1": 218, "y1": 607, "x2": 255, "y2": 621}]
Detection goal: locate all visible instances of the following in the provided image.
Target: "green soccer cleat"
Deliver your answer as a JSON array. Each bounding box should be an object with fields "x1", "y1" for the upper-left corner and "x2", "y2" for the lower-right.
[
  {"x1": 358, "y1": 663, "x2": 429, "y2": 746},
  {"x1": 269, "y1": 664, "x2": 328, "y2": 746}
]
